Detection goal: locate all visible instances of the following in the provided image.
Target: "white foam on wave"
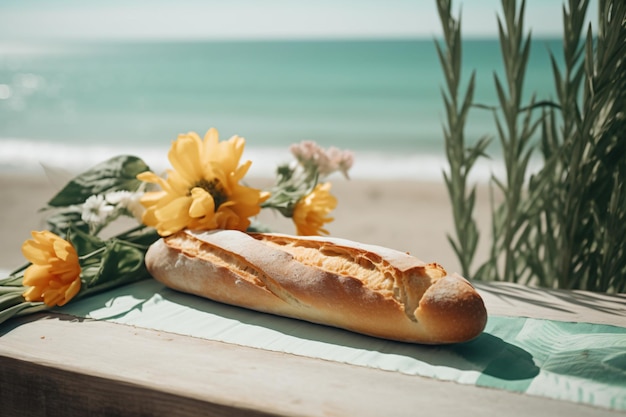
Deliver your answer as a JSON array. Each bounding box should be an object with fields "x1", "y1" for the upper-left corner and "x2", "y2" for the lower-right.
[
  {"x1": 0, "y1": 138, "x2": 170, "y2": 175},
  {"x1": 1, "y1": 138, "x2": 510, "y2": 183}
]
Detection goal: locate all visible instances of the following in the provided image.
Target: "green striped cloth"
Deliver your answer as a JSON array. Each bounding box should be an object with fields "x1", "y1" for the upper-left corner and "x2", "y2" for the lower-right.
[{"x1": 58, "y1": 279, "x2": 626, "y2": 411}]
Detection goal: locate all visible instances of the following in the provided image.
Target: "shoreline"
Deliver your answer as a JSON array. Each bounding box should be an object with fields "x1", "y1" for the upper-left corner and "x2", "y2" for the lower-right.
[
  {"x1": 1, "y1": 172, "x2": 494, "y2": 279},
  {"x1": 0, "y1": 139, "x2": 517, "y2": 184}
]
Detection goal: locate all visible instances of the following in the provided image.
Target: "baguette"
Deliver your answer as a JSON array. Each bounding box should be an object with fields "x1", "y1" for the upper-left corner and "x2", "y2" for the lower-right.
[{"x1": 145, "y1": 229, "x2": 487, "y2": 344}]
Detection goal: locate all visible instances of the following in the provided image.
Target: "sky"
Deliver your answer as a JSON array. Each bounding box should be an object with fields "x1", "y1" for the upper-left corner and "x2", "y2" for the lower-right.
[{"x1": 0, "y1": 0, "x2": 597, "y2": 41}]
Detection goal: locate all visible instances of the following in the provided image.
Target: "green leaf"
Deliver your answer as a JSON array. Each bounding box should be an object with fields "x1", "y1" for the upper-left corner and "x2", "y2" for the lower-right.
[
  {"x1": 0, "y1": 301, "x2": 48, "y2": 326},
  {"x1": 68, "y1": 225, "x2": 106, "y2": 258},
  {"x1": 550, "y1": 54, "x2": 564, "y2": 102},
  {"x1": 0, "y1": 272, "x2": 27, "y2": 287},
  {"x1": 47, "y1": 155, "x2": 150, "y2": 207},
  {"x1": 117, "y1": 226, "x2": 160, "y2": 249},
  {"x1": 446, "y1": 235, "x2": 464, "y2": 264},
  {"x1": 465, "y1": 135, "x2": 492, "y2": 167},
  {"x1": 78, "y1": 238, "x2": 152, "y2": 299},
  {"x1": 0, "y1": 291, "x2": 26, "y2": 311},
  {"x1": 46, "y1": 208, "x2": 89, "y2": 238},
  {"x1": 493, "y1": 74, "x2": 509, "y2": 116},
  {"x1": 459, "y1": 72, "x2": 477, "y2": 126}
]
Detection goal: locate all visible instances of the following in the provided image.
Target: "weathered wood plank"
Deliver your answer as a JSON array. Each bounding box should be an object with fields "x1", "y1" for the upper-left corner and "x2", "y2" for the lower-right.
[
  {"x1": 0, "y1": 355, "x2": 276, "y2": 417},
  {"x1": 0, "y1": 309, "x2": 623, "y2": 417}
]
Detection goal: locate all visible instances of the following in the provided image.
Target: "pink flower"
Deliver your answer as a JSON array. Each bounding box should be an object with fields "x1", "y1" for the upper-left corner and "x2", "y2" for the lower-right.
[{"x1": 290, "y1": 140, "x2": 353, "y2": 179}]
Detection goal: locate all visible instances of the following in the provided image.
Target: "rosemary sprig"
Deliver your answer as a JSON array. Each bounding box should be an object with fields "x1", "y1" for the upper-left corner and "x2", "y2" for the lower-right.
[
  {"x1": 435, "y1": 0, "x2": 491, "y2": 278},
  {"x1": 485, "y1": 0, "x2": 542, "y2": 284},
  {"x1": 528, "y1": 0, "x2": 626, "y2": 292},
  {"x1": 437, "y1": 0, "x2": 626, "y2": 293}
]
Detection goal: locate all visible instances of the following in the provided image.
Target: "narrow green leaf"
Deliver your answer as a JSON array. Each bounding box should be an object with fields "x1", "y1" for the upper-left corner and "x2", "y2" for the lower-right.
[
  {"x1": 447, "y1": 235, "x2": 464, "y2": 265},
  {"x1": 46, "y1": 209, "x2": 89, "y2": 238},
  {"x1": 1, "y1": 273, "x2": 27, "y2": 287},
  {"x1": 79, "y1": 238, "x2": 152, "y2": 298},
  {"x1": 550, "y1": 54, "x2": 564, "y2": 102},
  {"x1": 68, "y1": 225, "x2": 106, "y2": 258},
  {"x1": 459, "y1": 72, "x2": 477, "y2": 125},
  {"x1": 493, "y1": 74, "x2": 509, "y2": 115},
  {"x1": 0, "y1": 291, "x2": 25, "y2": 311}
]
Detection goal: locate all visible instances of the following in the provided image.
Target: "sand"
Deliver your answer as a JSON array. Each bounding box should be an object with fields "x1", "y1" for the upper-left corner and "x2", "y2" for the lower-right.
[{"x1": 0, "y1": 172, "x2": 494, "y2": 277}]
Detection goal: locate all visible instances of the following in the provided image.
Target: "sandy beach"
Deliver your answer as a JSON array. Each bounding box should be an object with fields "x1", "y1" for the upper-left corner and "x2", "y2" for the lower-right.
[{"x1": 1, "y1": 172, "x2": 493, "y2": 278}]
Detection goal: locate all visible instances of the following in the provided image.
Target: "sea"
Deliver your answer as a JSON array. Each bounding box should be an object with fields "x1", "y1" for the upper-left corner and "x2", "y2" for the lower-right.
[{"x1": 0, "y1": 38, "x2": 563, "y2": 181}]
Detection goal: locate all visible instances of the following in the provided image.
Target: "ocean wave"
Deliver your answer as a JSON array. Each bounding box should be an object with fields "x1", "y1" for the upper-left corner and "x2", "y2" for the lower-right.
[{"x1": 0, "y1": 138, "x2": 512, "y2": 183}]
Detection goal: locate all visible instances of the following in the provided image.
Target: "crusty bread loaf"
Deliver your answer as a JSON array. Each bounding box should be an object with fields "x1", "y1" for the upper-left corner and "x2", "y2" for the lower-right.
[{"x1": 145, "y1": 229, "x2": 487, "y2": 344}]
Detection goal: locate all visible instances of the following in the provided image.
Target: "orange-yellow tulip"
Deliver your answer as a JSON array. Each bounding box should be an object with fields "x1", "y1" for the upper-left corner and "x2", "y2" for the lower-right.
[{"x1": 21, "y1": 231, "x2": 82, "y2": 307}]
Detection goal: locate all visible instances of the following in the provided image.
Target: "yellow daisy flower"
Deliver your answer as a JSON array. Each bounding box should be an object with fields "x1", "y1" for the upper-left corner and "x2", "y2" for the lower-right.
[
  {"x1": 138, "y1": 128, "x2": 269, "y2": 236},
  {"x1": 21, "y1": 231, "x2": 82, "y2": 307},
  {"x1": 292, "y1": 182, "x2": 337, "y2": 236}
]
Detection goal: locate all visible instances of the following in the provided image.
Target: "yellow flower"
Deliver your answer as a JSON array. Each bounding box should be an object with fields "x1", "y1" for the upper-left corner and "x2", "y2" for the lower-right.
[
  {"x1": 138, "y1": 128, "x2": 269, "y2": 236},
  {"x1": 292, "y1": 182, "x2": 337, "y2": 236},
  {"x1": 21, "y1": 231, "x2": 82, "y2": 307}
]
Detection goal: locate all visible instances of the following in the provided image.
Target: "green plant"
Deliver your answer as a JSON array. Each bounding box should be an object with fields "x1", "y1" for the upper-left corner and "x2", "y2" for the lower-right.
[
  {"x1": 526, "y1": 0, "x2": 626, "y2": 292},
  {"x1": 435, "y1": 0, "x2": 490, "y2": 278},
  {"x1": 437, "y1": 0, "x2": 626, "y2": 292},
  {"x1": 480, "y1": 0, "x2": 542, "y2": 284}
]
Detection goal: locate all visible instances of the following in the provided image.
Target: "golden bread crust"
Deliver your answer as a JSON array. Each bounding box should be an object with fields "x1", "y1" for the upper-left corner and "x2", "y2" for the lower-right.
[{"x1": 145, "y1": 229, "x2": 487, "y2": 344}]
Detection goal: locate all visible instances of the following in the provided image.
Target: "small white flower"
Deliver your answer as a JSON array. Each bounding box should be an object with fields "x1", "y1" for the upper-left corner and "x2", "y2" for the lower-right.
[
  {"x1": 125, "y1": 193, "x2": 146, "y2": 222},
  {"x1": 104, "y1": 190, "x2": 132, "y2": 206},
  {"x1": 81, "y1": 194, "x2": 115, "y2": 226},
  {"x1": 105, "y1": 190, "x2": 145, "y2": 222}
]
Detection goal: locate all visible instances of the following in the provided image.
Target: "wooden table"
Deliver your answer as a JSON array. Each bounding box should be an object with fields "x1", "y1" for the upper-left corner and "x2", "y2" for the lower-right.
[{"x1": 1, "y1": 281, "x2": 624, "y2": 417}]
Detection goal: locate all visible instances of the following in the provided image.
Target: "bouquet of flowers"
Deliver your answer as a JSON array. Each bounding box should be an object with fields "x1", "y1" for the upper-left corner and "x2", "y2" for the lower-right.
[{"x1": 0, "y1": 128, "x2": 353, "y2": 325}]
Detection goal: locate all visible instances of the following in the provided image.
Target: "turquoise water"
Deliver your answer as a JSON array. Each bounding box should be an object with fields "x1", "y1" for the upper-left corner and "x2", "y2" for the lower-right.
[{"x1": 0, "y1": 38, "x2": 562, "y2": 178}]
